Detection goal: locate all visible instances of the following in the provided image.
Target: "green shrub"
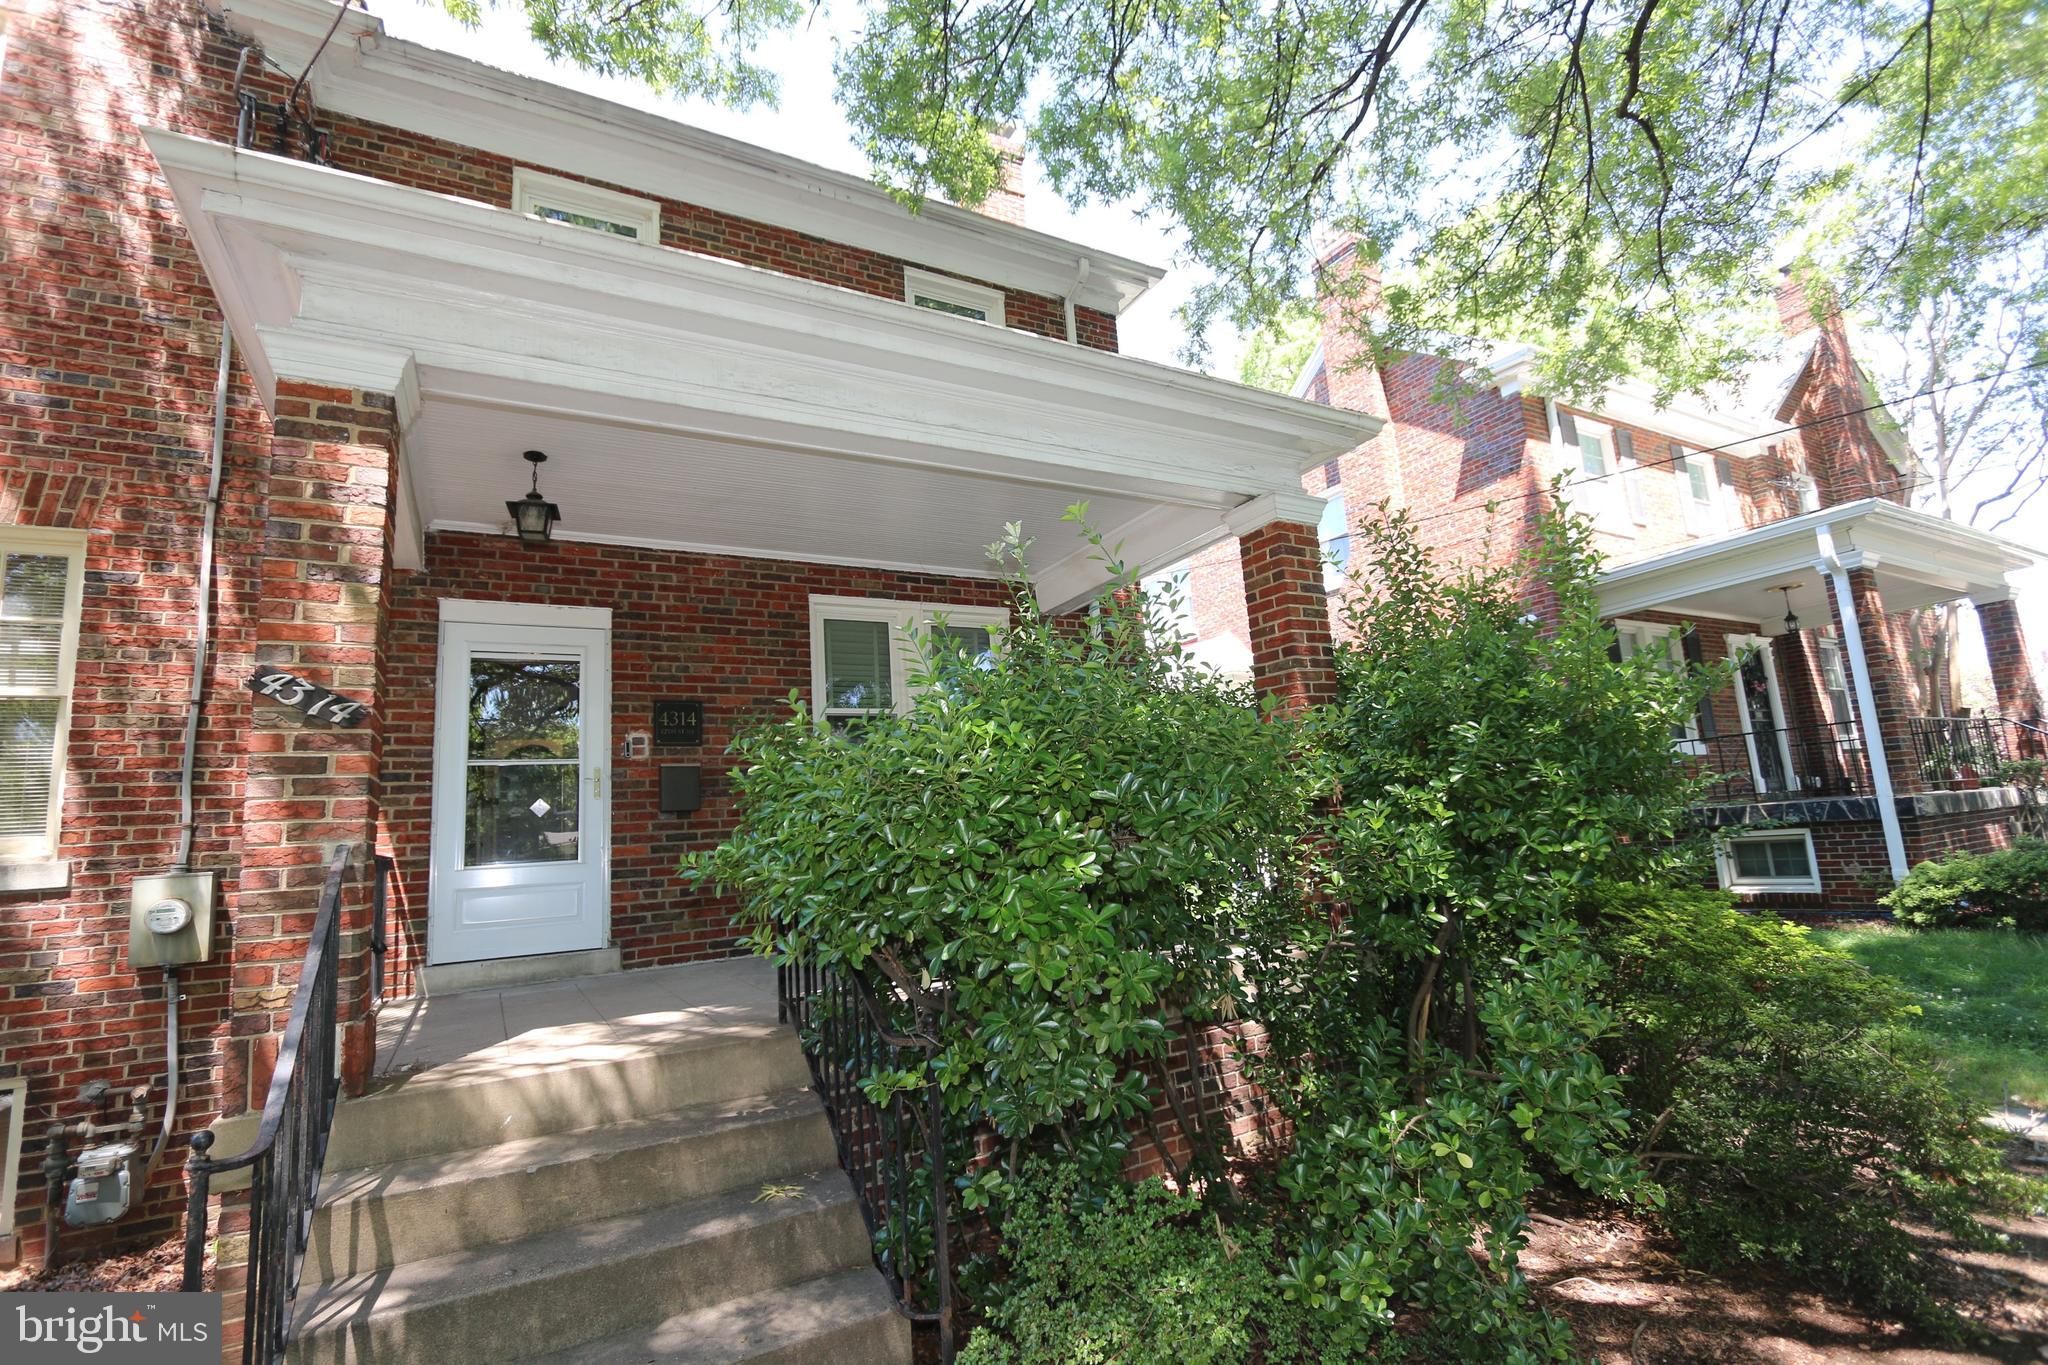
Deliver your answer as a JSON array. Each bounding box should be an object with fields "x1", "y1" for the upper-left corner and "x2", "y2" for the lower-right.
[
  {"x1": 1586, "y1": 882, "x2": 2038, "y2": 1332},
  {"x1": 1880, "y1": 838, "x2": 2048, "y2": 932},
  {"x1": 686, "y1": 509, "x2": 1316, "y2": 1212},
  {"x1": 1218, "y1": 502, "x2": 1716, "y2": 1361},
  {"x1": 960, "y1": 1164, "x2": 1326, "y2": 1365}
]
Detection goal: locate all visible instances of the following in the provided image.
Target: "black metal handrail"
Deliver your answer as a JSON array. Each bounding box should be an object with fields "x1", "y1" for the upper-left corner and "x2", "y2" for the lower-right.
[
  {"x1": 182, "y1": 844, "x2": 352, "y2": 1364},
  {"x1": 778, "y1": 959, "x2": 957, "y2": 1361},
  {"x1": 1695, "y1": 719, "x2": 1873, "y2": 803},
  {"x1": 369, "y1": 852, "x2": 393, "y2": 1008},
  {"x1": 1909, "y1": 714, "x2": 2048, "y2": 785}
]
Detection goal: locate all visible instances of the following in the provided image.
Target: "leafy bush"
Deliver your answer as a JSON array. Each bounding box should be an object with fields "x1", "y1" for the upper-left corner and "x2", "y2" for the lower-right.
[
  {"x1": 1880, "y1": 838, "x2": 2048, "y2": 932},
  {"x1": 959, "y1": 1164, "x2": 1324, "y2": 1365},
  {"x1": 1587, "y1": 881, "x2": 2038, "y2": 1331},
  {"x1": 1219, "y1": 503, "x2": 1716, "y2": 1361},
  {"x1": 686, "y1": 510, "x2": 1315, "y2": 1192}
]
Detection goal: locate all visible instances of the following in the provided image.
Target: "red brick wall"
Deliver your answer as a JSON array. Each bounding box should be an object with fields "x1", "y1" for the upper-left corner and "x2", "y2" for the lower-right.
[
  {"x1": 377, "y1": 534, "x2": 1016, "y2": 986},
  {"x1": 0, "y1": 0, "x2": 1129, "y2": 1262},
  {"x1": 0, "y1": 0, "x2": 285, "y2": 1262}
]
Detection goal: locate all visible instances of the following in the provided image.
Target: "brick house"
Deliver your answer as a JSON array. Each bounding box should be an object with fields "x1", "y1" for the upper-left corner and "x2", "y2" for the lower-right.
[
  {"x1": 1, "y1": 0, "x2": 1364, "y2": 1354},
  {"x1": 1175, "y1": 240, "x2": 2047, "y2": 914}
]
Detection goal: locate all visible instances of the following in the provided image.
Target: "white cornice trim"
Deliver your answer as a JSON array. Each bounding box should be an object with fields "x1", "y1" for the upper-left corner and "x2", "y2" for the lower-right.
[
  {"x1": 146, "y1": 131, "x2": 1378, "y2": 506},
  {"x1": 214, "y1": 0, "x2": 1164, "y2": 316},
  {"x1": 1226, "y1": 490, "x2": 1332, "y2": 536},
  {"x1": 1595, "y1": 497, "x2": 2040, "y2": 617}
]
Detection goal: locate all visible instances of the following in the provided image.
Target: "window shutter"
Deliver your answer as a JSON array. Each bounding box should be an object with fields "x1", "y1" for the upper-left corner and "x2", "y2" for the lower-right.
[
  {"x1": 1615, "y1": 429, "x2": 1647, "y2": 522},
  {"x1": 1556, "y1": 409, "x2": 1580, "y2": 447},
  {"x1": 1680, "y1": 627, "x2": 1717, "y2": 737}
]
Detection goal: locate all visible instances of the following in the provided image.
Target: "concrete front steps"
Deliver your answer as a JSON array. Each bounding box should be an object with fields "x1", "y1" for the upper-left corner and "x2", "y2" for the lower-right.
[{"x1": 287, "y1": 1006, "x2": 908, "y2": 1365}]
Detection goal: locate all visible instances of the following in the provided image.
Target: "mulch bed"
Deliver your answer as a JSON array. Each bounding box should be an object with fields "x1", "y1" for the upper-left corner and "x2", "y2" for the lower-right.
[
  {"x1": 1526, "y1": 1169, "x2": 2048, "y2": 1364},
  {"x1": 0, "y1": 1230, "x2": 199, "y2": 1295}
]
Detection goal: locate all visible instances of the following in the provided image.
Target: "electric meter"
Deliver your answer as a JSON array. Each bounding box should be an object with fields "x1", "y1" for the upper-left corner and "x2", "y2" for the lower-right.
[{"x1": 145, "y1": 898, "x2": 193, "y2": 935}]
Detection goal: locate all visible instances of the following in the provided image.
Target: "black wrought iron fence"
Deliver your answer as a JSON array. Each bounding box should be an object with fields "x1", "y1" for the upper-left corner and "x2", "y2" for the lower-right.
[
  {"x1": 181, "y1": 843, "x2": 352, "y2": 1364},
  {"x1": 1695, "y1": 720, "x2": 1872, "y2": 803},
  {"x1": 778, "y1": 959, "x2": 957, "y2": 1361}
]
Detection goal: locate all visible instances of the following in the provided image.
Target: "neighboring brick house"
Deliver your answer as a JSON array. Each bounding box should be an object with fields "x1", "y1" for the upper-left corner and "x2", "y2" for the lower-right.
[
  {"x1": 0, "y1": 0, "x2": 1376, "y2": 1296},
  {"x1": 1175, "y1": 241, "x2": 2046, "y2": 914}
]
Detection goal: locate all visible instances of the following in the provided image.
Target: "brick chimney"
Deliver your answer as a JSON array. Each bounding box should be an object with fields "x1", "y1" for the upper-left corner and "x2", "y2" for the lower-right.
[
  {"x1": 1312, "y1": 233, "x2": 1406, "y2": 508},
  {"x1": 1777, "y1": 266, "x2": 1824, "y2": 336},
  {"x1": 974, "y1": 125, "x2": 1027, "y2": 226}
]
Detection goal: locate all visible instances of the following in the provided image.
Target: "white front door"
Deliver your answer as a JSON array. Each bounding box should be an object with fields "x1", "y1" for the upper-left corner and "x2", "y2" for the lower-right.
[{"x1": 429, "y1": 618, "x2": 610, "y2": 965}]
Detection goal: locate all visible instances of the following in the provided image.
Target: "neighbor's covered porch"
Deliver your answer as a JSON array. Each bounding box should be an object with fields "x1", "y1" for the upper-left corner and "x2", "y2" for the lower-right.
[{"x1": 1597, "y1": 498, "x2": 2043, "y2": 883}]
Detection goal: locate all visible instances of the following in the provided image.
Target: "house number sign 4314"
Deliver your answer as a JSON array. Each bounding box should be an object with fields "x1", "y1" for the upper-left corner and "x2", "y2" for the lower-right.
[{"x1": 246, "y1": 665, "x2": 370, "y2": 727}]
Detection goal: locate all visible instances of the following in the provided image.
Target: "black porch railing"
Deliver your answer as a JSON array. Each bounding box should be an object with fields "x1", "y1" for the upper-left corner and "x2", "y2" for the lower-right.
[
  {"x1": 181, "y1": 844, "x2": 354, "y2": 1364},
  {"x1": 778, "y1": 959, "x2": 957, "y2": 1362},
  {"x1": 369, "y1": 852, "x2": 394, "y2": 1009},
  {"x1": 1909, "y1": 714, "x2": 2048, "y2": 786},
  {"x1": 1696, "y1": 720, "x2": 1873, "y2": 803}
]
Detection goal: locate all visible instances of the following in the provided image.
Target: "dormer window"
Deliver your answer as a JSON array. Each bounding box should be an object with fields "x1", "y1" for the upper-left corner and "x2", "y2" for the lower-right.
[
  {"x1": 904, "y1": 268, "x2": 1007, "y2": 328},
  {"x1": 512, "y1": 168, "x2": 661, "y2": 242}
]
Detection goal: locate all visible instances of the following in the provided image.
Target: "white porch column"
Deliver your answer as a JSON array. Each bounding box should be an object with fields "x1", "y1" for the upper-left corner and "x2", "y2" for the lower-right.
[{"x1": 1815, "y1": 525, "x2": 1910, "y2": 883}]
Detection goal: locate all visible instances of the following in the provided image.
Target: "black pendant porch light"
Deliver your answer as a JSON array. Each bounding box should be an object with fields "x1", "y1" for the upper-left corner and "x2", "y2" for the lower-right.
[
  {"x1": 506, "y1": 449, "x2": 563, "y2": 544},
  {"x1": 1777, "y1": 585, "x2": 1800, "y2": 634}
]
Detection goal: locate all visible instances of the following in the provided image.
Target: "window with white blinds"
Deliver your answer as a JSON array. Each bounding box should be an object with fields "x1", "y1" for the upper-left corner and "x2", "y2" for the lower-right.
[
  {"x1": 1, "y1": 530, "x2": 85, "y2": 860},
  {"x1": 808, "y1": 596, "x2": 1008, "y2": 726}
]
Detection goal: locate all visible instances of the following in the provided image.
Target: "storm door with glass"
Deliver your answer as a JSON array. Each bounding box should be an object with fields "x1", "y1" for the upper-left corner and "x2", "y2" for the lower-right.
[
  {"x1": 1728, "y1": 634, "x2": 1795, "y2": 796},
  {"x1": 429, "y1": 619, "x2": 609, "y2": 964}
]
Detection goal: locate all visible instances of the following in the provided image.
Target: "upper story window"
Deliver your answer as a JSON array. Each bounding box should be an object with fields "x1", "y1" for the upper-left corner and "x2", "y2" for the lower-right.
[
  {"x1": 2, "y1": 529, "x2": 87, "y2": 862},
  {"x1": 1554, "y1": 408, "x2": 1645, "y2": 530},
  {"x1": 904, "y1": 268, "x2": 1008, "y2": 329},
  {"x1": 1318, "y1": 492, "x2": 1351, "y2": 590},
  {"x1": 512, "y1": 168, "x2": 661, "y2": 242},
  {"x1": 1674, "y1": 445, "x2": 1737, "y2": 536},
  {"x1": 809, "y1": 595, "x2": 1008, "y2": 727}
]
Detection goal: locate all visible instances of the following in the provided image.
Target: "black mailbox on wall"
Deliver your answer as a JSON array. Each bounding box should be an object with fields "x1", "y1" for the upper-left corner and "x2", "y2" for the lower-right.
[{"x1": 660, "y1": 765, "x2": 703, "y2": 816}]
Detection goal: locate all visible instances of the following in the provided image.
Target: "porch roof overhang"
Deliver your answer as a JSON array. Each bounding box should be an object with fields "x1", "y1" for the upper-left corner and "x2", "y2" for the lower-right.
[
  {"x1": 1595, "y1": 498, "x2": 2041, "y2": 629},
  {"x1": 145, "y1": 132, "x2": 1379, "y2": 611}
]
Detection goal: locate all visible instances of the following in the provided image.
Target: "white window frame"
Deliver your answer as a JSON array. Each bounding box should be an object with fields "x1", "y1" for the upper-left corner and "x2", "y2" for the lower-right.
[
  {"x1": 1549, "y1": 405, "x2": 1633, "y2": 534},
  {"x1": 1612, "y1": 618, "x2": 1704, "y2": 753},
  {"x1": 1715, "y1": 828, "x2": 1821, "y2": 894},
  {"x1": 1814, "y1": 632, "x2": 1863, "y2": 749},
  {"x1": 2, "y1": 527, "x2": 88, "y2": 863},
  {"x1": 903, "y1": 268, "x2": 1007, "y2": 329},
  {"x1": 1317, "y1": 489, "x2": 1351, "y2": 591},
  {"x1": 512, "y1": 168, "x2": 661, "y2": 242},
  {"x1": 1676, "y1": 446, "x2": 1733, "y2": 536},
  {"x1": 808, "y1": 595, "x2": 1009, "y2": 723}
]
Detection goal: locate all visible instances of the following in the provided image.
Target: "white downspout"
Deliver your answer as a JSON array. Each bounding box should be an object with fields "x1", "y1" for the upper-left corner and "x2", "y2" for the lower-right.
[
  {"x1": 1816, "y1": 524, "x2": 1910, "y2": 882},
  {"x1": 1062, "y1": 256, "x2": 1091, "y2": 343}
]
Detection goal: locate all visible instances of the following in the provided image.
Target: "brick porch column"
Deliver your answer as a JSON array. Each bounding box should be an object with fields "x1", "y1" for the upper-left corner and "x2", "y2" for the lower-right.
[
  {"x1": 1825, "y1": 566, "x2": 1924, "y2": 800},
  {"x1": 231, "y1": 380, "x2": 400, "y2": 1111},
  {"x1": 1229, "y1": 492, "x2": 1339, "y2": 713},
  {"x1": 1975, "y1": 592, "x2": 2044, "y2": 745}
]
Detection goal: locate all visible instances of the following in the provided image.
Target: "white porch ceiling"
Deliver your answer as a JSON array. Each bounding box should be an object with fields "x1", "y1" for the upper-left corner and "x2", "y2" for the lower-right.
[
  {"x1": 409, "y1": 394, "x2": 1164, "y2": 579},
  {"x1": 145, "y1": 131, "x2": 1379, "y2": 611},
  {"x1": 1596, "y1": 498, "x2": 2041, "y2": 629}
]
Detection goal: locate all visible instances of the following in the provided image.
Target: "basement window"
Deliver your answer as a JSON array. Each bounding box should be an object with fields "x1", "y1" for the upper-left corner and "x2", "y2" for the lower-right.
[
  {"x1": 1, "y1": 528, "x2": 86, "y2": 863},
  {"x1": 809, "y1": 595, "x2": 1008, "y2": 727},
  {"x1": 1716, "y1": 829, "x2": 1821, "y2": 894},
  {"x1": 512, "y1": 168, "x2": 661, "y2": 242},
  {"x1": 904, "y1": 268, "x2": 1007, "y2": 329}
]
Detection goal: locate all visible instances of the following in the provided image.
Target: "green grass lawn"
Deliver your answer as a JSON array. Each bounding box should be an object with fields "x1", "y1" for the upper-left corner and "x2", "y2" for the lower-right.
[{"x1": 1822, "y1": 927, "x2": 2048, "y2": 1110}]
